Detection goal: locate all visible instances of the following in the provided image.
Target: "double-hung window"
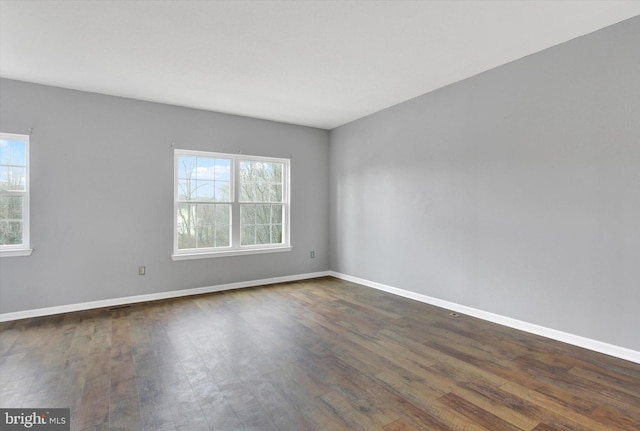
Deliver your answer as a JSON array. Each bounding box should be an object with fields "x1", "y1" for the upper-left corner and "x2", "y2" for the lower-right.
[
  {"x1": 172, "y1": 149, "x2": 290, "y2": 259},
  {"x1": 0, "y1": 132, "x2": 31, "y2": 257}
]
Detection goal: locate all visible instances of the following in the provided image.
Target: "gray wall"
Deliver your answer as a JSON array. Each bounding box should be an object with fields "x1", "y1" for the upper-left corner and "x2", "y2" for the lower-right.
[
  {"x1": 330, "y1": 17, "x2": 640, "y2": 351},
  {"x1": 0, "y1": 79, "x2": 330, "y2": 313}
]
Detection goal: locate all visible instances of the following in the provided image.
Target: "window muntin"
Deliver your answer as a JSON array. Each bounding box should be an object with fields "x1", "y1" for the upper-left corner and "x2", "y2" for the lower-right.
[
  {"x1": 173, "y1": 150, "x2": 290, "y2": 258},
  {"x1": 0, "y1": 132, "x2": 31, "y2": 257}
]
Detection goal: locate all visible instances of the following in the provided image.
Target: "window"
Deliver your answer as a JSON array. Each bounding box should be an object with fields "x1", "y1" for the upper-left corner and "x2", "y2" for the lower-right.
[
  {"x1": 173, "y1": 150, "x2": 290, "y2": 259},
  {"x1": 0, "y1": 133, "x2": 31, "y2": 257}
]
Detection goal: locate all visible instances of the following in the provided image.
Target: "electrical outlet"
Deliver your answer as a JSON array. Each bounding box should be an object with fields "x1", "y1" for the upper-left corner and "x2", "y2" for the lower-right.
[
  {"x1": 310, "y1": 251, "x2": 315, "y2": 258},
  {"x1": 138, "y1": 266, "x2": 145, "y2": 276}
]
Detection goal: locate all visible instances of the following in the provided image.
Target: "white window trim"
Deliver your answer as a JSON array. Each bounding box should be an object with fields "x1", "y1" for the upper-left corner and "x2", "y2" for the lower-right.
[
  {"x1": 0, "y1": 132, "x2": 32, "y2": 258},
  {"x1": 172, "y1": 149, "x2": 291, "y2": 260}
]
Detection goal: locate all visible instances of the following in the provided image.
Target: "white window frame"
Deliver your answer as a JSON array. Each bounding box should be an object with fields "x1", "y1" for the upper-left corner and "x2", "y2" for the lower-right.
[
  {"x1": 172, "y1": 149, "x2": 291, "y2": 260},
  {"x1": 0, "y1": 132, "x2": 32, "y2": 257}
]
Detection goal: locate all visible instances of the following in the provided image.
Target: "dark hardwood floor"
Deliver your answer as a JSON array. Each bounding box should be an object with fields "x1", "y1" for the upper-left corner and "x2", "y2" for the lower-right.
[{"x1": 1, "y1": 277, "x2": 639, "y2": 430}]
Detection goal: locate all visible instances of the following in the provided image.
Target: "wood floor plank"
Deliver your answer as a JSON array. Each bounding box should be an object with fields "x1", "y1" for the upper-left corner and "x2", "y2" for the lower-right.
[
  {"x1": 567, "y1": 365, "x2": 640, "y2": 398},
  {"x1": 501, "y1": 381, "x2": 612, "y2": 431},
  {"x1": 320, "y1": 390, "x2": 386, "y2": 431},
  {"x1": 437, "y1": 392, "x2": 522, "y2": 431},
  {"x1": 244, "y1": 373, "x2": 311, "y2": 431},
  {"x1": 309, "y1": 354, "x2": 401, "y2": 427},
  {"x1": 0, "y1": 326, "x2": 22, "y2": 356},
  {"x1": 264, "y1": 367, "x2": 350, "y2": 431},
  {"x1": 514, "y1": 354, "x2": 640, "y2": 414},
  {"x1": 383, "y1": 418, "x2": 423, "y2": 431},
  {"x1": 1, "y1": 276, "x2": 639, "y2": 431}
]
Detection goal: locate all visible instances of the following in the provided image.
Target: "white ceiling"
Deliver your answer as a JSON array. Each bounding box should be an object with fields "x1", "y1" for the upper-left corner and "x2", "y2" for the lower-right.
[{"x1": 1, "y1": 1, "x2": 639, "y2": 130}]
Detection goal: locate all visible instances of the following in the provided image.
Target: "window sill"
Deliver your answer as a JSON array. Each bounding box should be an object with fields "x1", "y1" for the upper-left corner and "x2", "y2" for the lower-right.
[
  {"x1": 0, "y1": 248, "x2": 33, "y2": 258},
  {"x1": 172, "y1": 245, "x2": 292, "y2": 261}
]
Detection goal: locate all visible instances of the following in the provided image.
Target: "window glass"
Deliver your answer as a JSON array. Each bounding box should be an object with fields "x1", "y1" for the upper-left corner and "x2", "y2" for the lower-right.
[{"x1": 0, "y1": 133, "x2": 30, "y2": 255}]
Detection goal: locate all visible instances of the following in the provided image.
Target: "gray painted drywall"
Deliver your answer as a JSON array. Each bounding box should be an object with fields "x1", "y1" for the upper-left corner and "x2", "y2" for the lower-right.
[
  {"x1": 330, "y1": 17, "x2": 640, "y2": 351},
  {"x1": 0, "y1": 79, "x2": 330, "y2": 313}
]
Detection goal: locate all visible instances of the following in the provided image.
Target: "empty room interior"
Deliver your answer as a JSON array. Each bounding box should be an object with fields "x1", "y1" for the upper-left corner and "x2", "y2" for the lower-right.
[{"x1": 1, "y1": 1, "x2": 640, "y2": 430}]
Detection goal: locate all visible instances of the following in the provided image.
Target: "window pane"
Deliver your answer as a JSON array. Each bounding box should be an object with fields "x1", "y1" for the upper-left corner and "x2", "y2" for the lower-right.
[
  {"x1": 240, "y1": 204, "x2": 255, "y2": 225},
  {"x1": 255, "y1": 205, "x2": 270, "y2": 224},
  {"x1": 215, "y1": 181, "x2": 230, "y2": 201},
  {"x1": 178, "y1": 156, "x2": 197, "y2": 179},
  {"x1": 271, "y1": 224, "x2": 282, "y2": 244},
  {"x1": 197, "y1": 224, "x2": 214, "y2": 248},
  {"x1": 0, "y1": 221, "x2": 22, "y2": 245},
  {"x1": 202, "y1": 205, "x2": 231, "y2": 248},
  {"x1": 255, "y1": 225, "x2": 271, "y2": 245},
  {"x1": 241, "y1": 225, "x2": 255, "y2": 246},
  {"x1": 177, "y1": 179, "x2": 193, "y2": 201},
  {"x1": 0, "y1": 196, "x2": 22, "y2": 220},
  {"x1": 214, "y1": 159, "x2": 231, "y2": 181},
  {"x1": 254, "y1": 183, "x2": 270, "y2": 202},
  {"x1": 269, "y1": 184, "x2": 282, "y2": 202},
  {"x1": 271, "y1": 205, "x2": 283, "y2": 224},
  {"x1": 177, "y1": 230, "x2": 196, "y2": 249},
  {"x1": 240, "y1": 183, "x2": 255, "y2": 202},
  {"x1": 177, "y1": 204, "x2": 195, "y2": 224},
  {"x1": 196, "y1": 157, "x2": 214, "y2": 180},
  {"x1": 239, "y1": 161, "x2": 256, "y2": 181},
  {"x1": 177, "y1": 204, "x2": 196, "y2": 249},
  {"x1": 273, "y1": 164, "x2": 283, "y2": 182},
  {"x1": 0, "y1": 139, "x2": 26, "y2": 166},
  {"x1": 196, "y1": 204, "x2": 214, "y2": 221},
  {"x1": 196, "y1": 180, "x2": 214, "y2": 201},
  {"x1": 214, "y1": 204, "x2": 230, "y2": 225},
  {"x1": 0, "y1": 166, "x2": 26, "y2": 191},
  {"x1": 215, "y1": 225, "x2": 230, "y2": 247}
]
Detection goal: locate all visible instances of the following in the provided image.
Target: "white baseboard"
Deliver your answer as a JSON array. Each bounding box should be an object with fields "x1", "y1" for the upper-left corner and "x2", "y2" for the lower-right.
[
  {"x1": 329, "y1": 271, "x2": 640, "y2": 365},
  {"x1": 0, "y1": 271, "x2": 332, "y2": 323}
]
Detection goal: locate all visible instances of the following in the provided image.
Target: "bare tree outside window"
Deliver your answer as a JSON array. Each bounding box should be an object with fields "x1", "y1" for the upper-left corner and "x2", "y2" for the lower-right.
[
  {"x1": 176, "y1": 155, "x2": 231, "y2": 249},
  {"x1": 239, "y1": 161, "x2": 284, "y2": 246},
  {"x1": 0, "y1": 135, "x2": 28, "y2": 247}
]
